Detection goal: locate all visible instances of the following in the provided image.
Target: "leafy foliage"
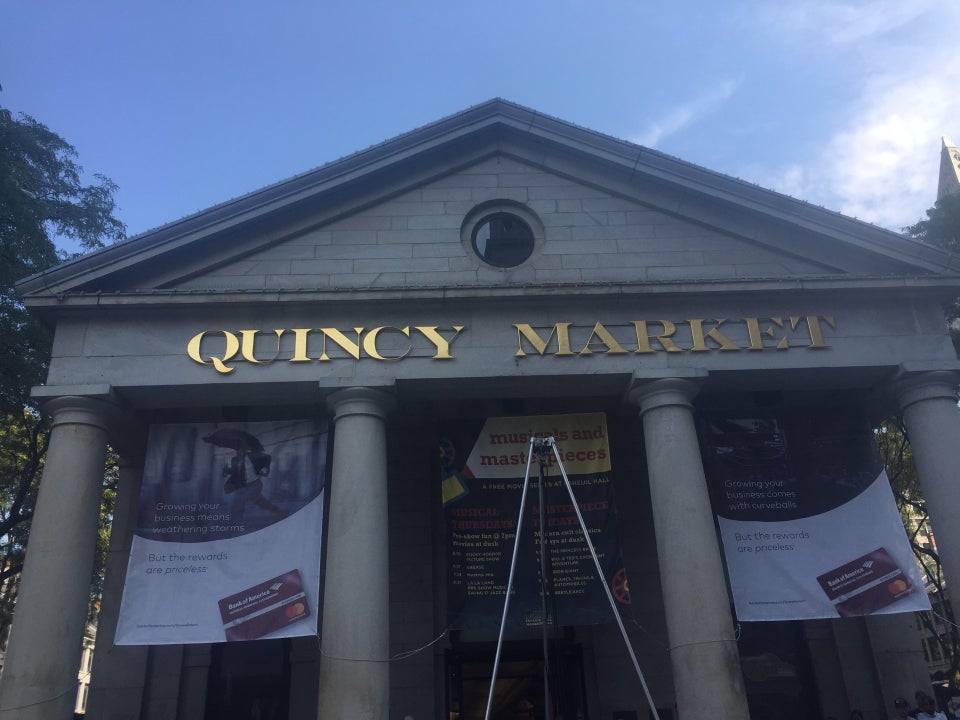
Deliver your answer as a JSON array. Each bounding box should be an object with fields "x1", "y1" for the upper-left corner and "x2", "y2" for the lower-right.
[
  {"x1": 904, "y1": 193, "x2": 960, "y2": 251},
  {"x1": 0, "y1": 105, "x2": 125, "y2": 642},
  {"x1": 871, "y1": 188, "x2": 960, "y2": 682},
  {"x1": 904, "y1": 193, "x2": 960, "y2": 356},
  {"x1": 878, "y1": 418, "x2": 960, "y2": 682},
  {"x1": 0, "y1": 409, "x2": 45, "y2": 641},
  {"x1": 1, "y1": 108, "x2": 124, "y2": 413}
]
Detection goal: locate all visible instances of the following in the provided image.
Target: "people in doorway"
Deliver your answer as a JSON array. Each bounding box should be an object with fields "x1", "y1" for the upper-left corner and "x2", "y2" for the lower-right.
[
  {"x1": 893, "y1": 696, "x2": 914, "y2": 719},
  {"x1": 916, "y1": 692, "x2": 947, "y2": 720}
]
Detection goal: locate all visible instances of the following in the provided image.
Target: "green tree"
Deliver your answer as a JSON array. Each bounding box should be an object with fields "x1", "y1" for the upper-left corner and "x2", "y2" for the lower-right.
[
  {"x1": 904, "y1": 193, "x2": 960, "y2": 251},
  {"x1": 0, "y1": 105, "x2": 125, "y2": 642},
  {"x1": 877, "y1": 419, "x2": 960, "y2": 681},
  {"x1": 889, "y1": 194, "x2": 960, "y2": 682},
  {"x1": 904, "y1": 193, "x2": 960, "y2": 355}
]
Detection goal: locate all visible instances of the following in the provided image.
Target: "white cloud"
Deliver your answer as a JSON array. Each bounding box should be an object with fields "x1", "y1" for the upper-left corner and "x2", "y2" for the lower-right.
[
  {"x1": 751, "y1": 2, "x2": 960, "y2": 230},
  {"x1": 633, "y1": 79, "x2": 740, "y2": 148},
  {"x1": 755, "y1": 0, "x2": 937, "y2": 46}
]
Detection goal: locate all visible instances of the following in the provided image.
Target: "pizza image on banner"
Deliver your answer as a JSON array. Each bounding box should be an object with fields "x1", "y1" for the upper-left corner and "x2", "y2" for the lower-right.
[{"x1": 442, "y1": 413, "x2": 630, "y2": 631}]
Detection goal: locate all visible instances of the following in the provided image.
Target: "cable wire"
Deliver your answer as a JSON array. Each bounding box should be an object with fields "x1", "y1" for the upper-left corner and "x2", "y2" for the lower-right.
[{"x1": 316, "y1": 626, "x2": 450, "y2": 663}]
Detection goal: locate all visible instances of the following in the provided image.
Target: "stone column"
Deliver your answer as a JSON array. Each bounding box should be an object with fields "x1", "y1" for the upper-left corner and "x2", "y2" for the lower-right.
[
  {"x1": 85, "y1": 455, "x2": 149, "y2": 719},
  {"x1": 0, "y1": 396, "x2": 116, "y2": 720},
  {"x1": 803, "y1": 620, "x2": 848, "y2": 720},
  {"x1": 289, "y1": 636, "x2": 320, "y2": 719},
  {"x1": 864, "y1": 614, "x2": 932, "y2": 713},
  {"x1": 176, "y1": 644, "x2": 212, "y2": 719},
  {"x1": 140, "y1": 646, "x2": 184, "y2": 720},
  {"x1": 628, "y1": 379, "x2": 749, "y2": 720},
  {"x1": 894, "y1": 370, "x2": 960, "y2": 626},
  {"x1": 830, "y1": 618, "x2": 882, "y2": 718},
  {"x1": 317, "y1": 388, "x2": 394, "y2": 720}
]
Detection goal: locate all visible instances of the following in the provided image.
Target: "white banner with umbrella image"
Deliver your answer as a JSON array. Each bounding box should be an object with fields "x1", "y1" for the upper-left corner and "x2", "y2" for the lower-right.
[{"x1": 115, "y1": 420, "x2": 327, "y2": 645}]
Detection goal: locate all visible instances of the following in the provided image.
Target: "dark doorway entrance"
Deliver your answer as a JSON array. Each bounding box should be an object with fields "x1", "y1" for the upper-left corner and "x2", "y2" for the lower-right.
[
  {"x1": 205, "y1": 638, "x2": 290, "y2": 720},
  {"x1": 446, "y1": 639, "x2": 588, "y2": 720},
  {"x1": 737, "y1": 621, "x2": 820, "y2": 720}
]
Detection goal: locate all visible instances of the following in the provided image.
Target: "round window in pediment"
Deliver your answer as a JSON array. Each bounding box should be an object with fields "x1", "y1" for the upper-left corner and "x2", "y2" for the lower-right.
[
  {"x1": 471, "y1": 212, "x2": 536, "y2": 268},
  {"x1": 461, "y1": 202, "x2": 543, "y2": 269}
]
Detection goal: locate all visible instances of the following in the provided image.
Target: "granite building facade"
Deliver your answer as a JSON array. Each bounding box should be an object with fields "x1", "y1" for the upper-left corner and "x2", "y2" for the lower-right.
[{"x1": 4, "y1": 100, "x2": 960, "y2": 720}]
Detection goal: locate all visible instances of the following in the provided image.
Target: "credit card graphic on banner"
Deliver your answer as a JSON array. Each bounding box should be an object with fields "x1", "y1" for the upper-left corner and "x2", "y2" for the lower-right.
[
  {"x1": 439, "y1": 413, "x2": 631, "y2": 631},
  {"x1": 218, "y1": 569, "x2": 310, "y2": 641},
  {"x1": 115, "y1": 420, "x2": 327, "y2": 644},
  {"x1": 699, "y1": 409, "x2": 928, "y2": 621}
]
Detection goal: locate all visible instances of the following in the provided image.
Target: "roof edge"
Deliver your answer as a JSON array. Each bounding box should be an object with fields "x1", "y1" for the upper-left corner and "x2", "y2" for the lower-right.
[
  {"x1": 21, "y1": 275, "x2": 960, "y2": 314},
  {"x1": 17, "y1": 99, "x2": 960, "y2": 295}
]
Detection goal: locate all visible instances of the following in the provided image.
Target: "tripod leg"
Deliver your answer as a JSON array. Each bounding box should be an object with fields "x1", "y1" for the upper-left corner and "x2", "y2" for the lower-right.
[
  {"x1": 548, "y1": 440, "x2": 662, "y2": 720},
  {"x1": 484, "y1": 439, "x2": 537, "y2": 720},
  {"x1": 536, "y1": 448, "x2": 554, "y2": 720}
]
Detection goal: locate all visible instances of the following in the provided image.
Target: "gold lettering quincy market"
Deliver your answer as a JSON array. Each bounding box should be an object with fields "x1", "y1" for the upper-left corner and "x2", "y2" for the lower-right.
[
  {"x1": 513, "y1": 316, "x2": 835, "y2": 357},
  {"x1": 187, "y1": 326, "x2": 465, "y2": 374},
  {"x1": 186, "y1": 316, "x2": 836, "y2": 373}
]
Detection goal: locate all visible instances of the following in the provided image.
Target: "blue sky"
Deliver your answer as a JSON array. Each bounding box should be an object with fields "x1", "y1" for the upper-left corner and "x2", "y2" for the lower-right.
[{"x1": 2, "y1": 0, "x2": 957, "y2": 244}]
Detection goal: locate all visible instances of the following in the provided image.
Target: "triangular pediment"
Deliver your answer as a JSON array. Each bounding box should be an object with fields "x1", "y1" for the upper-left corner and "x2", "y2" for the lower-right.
[
  {"x1": 17, "y1": 99, "x2": 960, "y2": 308},
  {"x1": 164, "y1": 154, "x2": 839, "y2": 294}
]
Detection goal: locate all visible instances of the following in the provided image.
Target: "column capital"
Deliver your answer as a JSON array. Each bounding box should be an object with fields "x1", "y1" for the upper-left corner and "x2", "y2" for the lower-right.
[
  {"x1": 41, "y1": 393, "x2": 124, "y2": 433},
  {"x1": 36, "y1": 389, "x2": 146, "y2": 456},
  {"x1": 626, "y1": 377, "x2": 703, "y2": 415},
  {"x1": 326, "y1": 387, "x2": 396, "y2": 422},
  {"x1": 892, "y1": 370, "x2": 960, "y2": 412}
]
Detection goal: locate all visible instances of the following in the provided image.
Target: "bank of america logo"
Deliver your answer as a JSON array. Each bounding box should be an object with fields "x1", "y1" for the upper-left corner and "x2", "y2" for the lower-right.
[{"x1": 863, "y1": 560, "x2": 874, "y2": 570}]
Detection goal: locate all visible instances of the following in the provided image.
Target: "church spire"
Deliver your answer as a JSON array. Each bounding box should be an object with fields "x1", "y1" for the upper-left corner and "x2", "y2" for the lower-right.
[{"x1": 937, "y1": 136, "x2": 960, "y2": 200}]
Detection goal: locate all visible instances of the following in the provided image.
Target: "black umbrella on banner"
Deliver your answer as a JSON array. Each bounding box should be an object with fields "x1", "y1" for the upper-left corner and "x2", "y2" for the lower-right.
[{"x1": 203, "y1": 429, "x2": 272, "y2": 493}]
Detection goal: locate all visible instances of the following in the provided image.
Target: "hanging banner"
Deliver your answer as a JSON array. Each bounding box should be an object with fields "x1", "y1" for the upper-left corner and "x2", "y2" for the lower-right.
[
  {"x1": 115, "y1": 420, "x2": 327, "y2": 644},
  {"x1": 440, "y1": 413, "x2": 630, "y2": 631},
  {"x1": 700, "y1": 410, "x2": 928, "y2": 621}
]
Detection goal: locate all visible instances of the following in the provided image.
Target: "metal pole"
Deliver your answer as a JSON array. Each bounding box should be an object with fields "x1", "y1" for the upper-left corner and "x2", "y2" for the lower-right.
[
  {"x1": 547, "y1": 438, "x2": 662, "y2": 720},
  {"x1": 535, "y1": 441, "x2": 554, "y2": 720},
  {"x1": 483, "y1": 440, "x2": 537, "y2": 720}
]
